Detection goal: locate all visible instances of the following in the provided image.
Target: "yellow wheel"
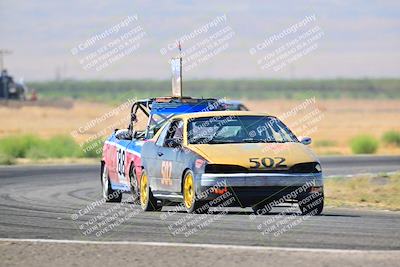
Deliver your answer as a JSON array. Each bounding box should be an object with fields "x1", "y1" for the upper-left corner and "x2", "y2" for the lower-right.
[
  {"x1": 140, "y1": 169, "x2": 161, "y2": 211},
  {"x1": 140, "y1": 171, "x2": 148, "y2": 207},
  {"x1": 183, "y1": 170, "x2": 209, "y2": 214},
  {"x1": 129, "y1": 166, "x2": 140, "y2": 203},
  {"x1": 183, "y1": 172, "x2": 195, "y2": 209}
]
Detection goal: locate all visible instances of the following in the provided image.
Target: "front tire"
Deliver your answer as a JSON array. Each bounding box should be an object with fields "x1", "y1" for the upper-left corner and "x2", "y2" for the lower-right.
[
  {"x1": 140, "y1": 169, "x2": 162, "y2": 211},
  {"x1": 183, "y1": 170, "x2": 209, "y2": 214},
  {"x1": 129, "y1": 165, "x2": 140, "y2": 204},
  {"x1": 101, "y1": 164, "x2": 122, "y2": 203}
]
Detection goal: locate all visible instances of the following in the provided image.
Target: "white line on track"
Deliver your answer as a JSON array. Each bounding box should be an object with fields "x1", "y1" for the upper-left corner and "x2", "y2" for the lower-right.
[{"x1": 0, "y1": 238, "x2": 398, "y2": 253}]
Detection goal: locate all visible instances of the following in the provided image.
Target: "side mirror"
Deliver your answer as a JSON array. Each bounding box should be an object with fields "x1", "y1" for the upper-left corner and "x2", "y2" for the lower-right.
[
  {"x1": 300, "y1": 137, "x2": 312, "y2": 145},
  {"x1": 165, "y1": 138, "x2": 182, "y2": 148}
]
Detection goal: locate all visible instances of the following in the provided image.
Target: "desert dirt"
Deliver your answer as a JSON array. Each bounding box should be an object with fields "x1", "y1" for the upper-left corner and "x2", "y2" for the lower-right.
[
  {"x1": 1, "y1": 240, "x2": 399, "y2": 267},
  {"x1": 0, "y1": 99, "x2": 399, "y2": 155}
]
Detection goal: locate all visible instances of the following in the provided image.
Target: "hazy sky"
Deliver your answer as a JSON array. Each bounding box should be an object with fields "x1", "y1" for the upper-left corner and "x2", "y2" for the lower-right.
[{"x1": 1, "y1": 0, "x2": 399, "y2": 81}]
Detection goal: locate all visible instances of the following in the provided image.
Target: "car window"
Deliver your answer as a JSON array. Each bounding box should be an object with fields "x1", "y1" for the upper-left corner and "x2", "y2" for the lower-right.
[
  {"x1": 173, "y1": 121, "x2": 184, "y2": 139},
  {"x1": 188, "y1": 116, "x2": 298, "y2": 144},
  {"x1": 155, "y1": 122, "x2": 171, "y2": 146},
  {"x1": 147, "y1": 113, "x2": 175, "y2": 139},
  {"x1": 164, "y1": 120, "x2": 183, "y2": 146}
]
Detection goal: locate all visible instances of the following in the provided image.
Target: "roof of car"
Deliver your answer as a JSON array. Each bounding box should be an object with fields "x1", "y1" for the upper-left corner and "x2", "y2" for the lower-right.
[
  {"x1": 172, "y1": 110, "x2": 274, "y2": 119},
  {"x1": 219, "y1": 99, "x2": 243, "y2": 105},
  {"x1": 136, "y1": 96, "x2": 219, "y2": 104}
]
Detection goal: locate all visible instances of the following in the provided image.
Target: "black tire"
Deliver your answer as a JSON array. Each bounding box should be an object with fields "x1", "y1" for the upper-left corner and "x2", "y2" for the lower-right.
[
  {"x1": 129, "y1": 165, "x2": 140, "y2": 204},
  {"x1": 252, "y1": 202, "x2": 272, "y2": 215},
  {"x1": 140, "y1": 169, "x2": 162, "y2": 211},
  {"x1": 183, "y1": 170, "x2": 209, "y2": 214},
  {"x1": 299, "y1": 193, "x2": 324, "y2": 215},
  {"x1": 101, "y1": 163, "x2": 122, "y2": 203}
]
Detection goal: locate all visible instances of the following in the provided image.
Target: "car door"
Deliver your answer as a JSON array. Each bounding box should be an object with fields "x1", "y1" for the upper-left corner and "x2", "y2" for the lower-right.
[
  {"x1": 153, "y1": 119, "x2": 185, "y2": 194},
  {"x1": 114, "y1": 129, "x2": 132, "y2": 187}
]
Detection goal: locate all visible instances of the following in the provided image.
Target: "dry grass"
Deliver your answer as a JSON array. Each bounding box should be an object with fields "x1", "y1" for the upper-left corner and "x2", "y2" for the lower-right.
[
  {"x1": 325, "y1": 172, "x2": 400, "y2": 211},
  {"x1": 247, "y1": 99, "x2": 400, "y2": 155},
  {"x1": 14, "y1": 157, "x2": 98, "y2": 165},
  {"x1": 0, "y1": 101, "x2": 145, "y2": 146},
  {"x1": 0, "y1": 99, "x2": 399, "y2": 155}
]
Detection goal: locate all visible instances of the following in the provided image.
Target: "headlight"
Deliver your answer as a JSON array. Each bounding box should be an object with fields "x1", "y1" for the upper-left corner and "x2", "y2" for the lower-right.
[{"x1": 315, "y1": 163, "x2": 322, "y2": 172}]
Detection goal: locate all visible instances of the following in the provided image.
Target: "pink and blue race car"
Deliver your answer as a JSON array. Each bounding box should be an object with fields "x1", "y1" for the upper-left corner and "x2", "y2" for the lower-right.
[{"x1": 101, "y1": 97, "x2": 224, "y2": 202}]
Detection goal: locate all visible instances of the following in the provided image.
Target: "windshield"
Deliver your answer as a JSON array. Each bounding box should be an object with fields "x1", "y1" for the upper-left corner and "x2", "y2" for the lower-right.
[
  {"x1": 188, "y1": 116, "x2": 298, "y2": 144},
  {"x1": 146, "y1": 112, "x2": 175, "y2": 139},
  {"x1": 145, "y1": 100, "x2": 224, "y2": 139}
]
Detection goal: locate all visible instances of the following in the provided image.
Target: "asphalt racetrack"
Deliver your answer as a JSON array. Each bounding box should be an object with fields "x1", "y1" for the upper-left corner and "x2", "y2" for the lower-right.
[{"x1": 0, "y1": 155, "x2": 399, "y2": 266}]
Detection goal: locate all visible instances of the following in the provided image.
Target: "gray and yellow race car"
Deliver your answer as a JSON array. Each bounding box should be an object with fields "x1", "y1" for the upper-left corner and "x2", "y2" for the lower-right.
[{"x1": 139, "y1": 111, "x2": 324, "y2": 215}]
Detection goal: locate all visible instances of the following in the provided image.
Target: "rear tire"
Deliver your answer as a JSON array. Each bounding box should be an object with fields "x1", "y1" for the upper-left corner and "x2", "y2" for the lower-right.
[
  {"x1": 183, "y1": 170, "x2": 209, "y2": 214},
  {"x1": 140, "y1": 169, "x2": 162, "y2": 211},
  {"x1": 101, "y1": 164, "x2": 122, "y2": 203}
]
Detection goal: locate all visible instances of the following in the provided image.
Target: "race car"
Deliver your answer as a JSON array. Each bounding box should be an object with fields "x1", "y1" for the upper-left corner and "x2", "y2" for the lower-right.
[
  {"x1": 101, "y1": 97, "x2": 224, "y2": 203},
  {"x1": 139, "y1": 111, "x2": 324, "y2": 215},
  {"x1": 219, "y1": 99, "x2": 249, "y2": 111}
]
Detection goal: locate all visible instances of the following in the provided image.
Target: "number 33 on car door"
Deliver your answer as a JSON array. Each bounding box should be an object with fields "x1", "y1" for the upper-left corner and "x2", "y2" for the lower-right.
[{"x1": 117, "y1": 148, "x2": 126, "y2": 183}]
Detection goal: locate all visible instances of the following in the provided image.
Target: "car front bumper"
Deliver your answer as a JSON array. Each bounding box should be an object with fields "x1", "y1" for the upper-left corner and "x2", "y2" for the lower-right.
[
  {"x1": 200, "y1": 172, "x2": 323, "y2": 187},
  {"x1": 197, "y1": 172, "x2": 323, "y2": 206}
]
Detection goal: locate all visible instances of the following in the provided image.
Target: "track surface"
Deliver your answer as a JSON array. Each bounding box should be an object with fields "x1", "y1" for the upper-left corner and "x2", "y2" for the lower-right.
[{"x1": 0, "y1": 156, "x2": 399, "y2": 251}]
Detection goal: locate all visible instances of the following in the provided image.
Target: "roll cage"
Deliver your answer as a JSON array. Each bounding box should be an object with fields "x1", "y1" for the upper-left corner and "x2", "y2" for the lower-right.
[{"x1": 128, "y1": 97, "x2": 223, "y2": 140}]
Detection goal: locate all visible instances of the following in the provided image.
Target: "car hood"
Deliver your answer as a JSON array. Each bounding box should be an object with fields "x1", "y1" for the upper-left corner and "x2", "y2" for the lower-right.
[{"x1": 188, "y1": 142, "x2": 318, "y2": 168}]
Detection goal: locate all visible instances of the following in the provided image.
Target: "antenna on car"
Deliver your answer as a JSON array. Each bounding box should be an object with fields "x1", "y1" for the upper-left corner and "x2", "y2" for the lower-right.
[{"x1": 171, "y1": 41, "x2": 183, "y2": 98}]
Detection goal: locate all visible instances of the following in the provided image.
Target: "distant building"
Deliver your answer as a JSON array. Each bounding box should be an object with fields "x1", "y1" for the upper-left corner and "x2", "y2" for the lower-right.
[{"x1": 0, "y1": 69, "x2": 27, "y2": 100}]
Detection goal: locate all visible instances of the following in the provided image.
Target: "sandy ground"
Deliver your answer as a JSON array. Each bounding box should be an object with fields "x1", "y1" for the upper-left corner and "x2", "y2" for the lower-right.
[
  {"x1": 0, "y1": 99, "x2": 399, "y2": 155},
  {"x1": 248, "y1": 99, "x2": 400, "y2": 155},
  {"x1": 0, "y1": 240, "x2": 399, "y2": 267}
]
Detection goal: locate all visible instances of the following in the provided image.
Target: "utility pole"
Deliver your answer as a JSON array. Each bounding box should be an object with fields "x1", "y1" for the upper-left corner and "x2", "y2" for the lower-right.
[
  {"x1": 0, "y1": 49, "x2": 12, "y2": 71},
  {"x1": 171, "y1": 41, "x2": 183, "y2": 97}
]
